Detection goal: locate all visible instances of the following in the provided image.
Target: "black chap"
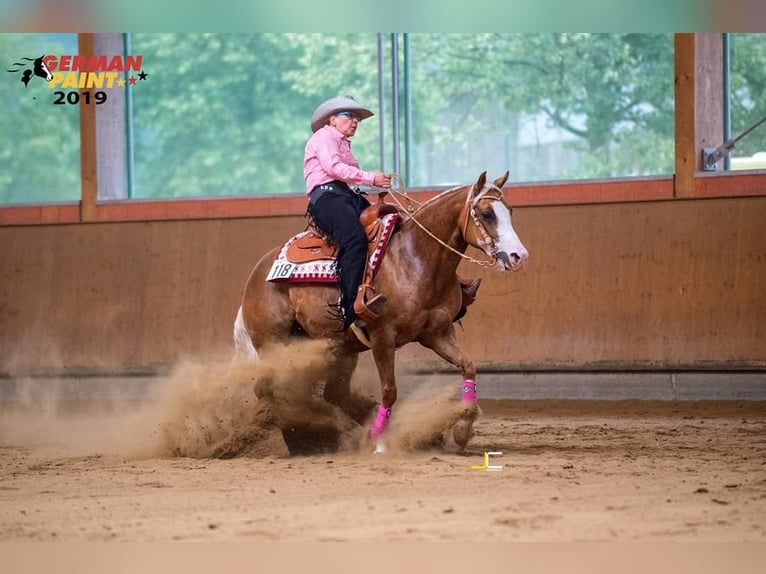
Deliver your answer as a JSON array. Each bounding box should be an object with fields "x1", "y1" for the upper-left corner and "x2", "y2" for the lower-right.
[{"x1": 307, "y1": 181, "x2": 371, "y2": 330}]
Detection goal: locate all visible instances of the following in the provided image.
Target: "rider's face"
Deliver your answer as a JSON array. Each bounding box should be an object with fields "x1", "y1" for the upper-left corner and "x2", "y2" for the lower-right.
[{"x1": 330, "y1": 111, "x2": 360, "y2": 138}]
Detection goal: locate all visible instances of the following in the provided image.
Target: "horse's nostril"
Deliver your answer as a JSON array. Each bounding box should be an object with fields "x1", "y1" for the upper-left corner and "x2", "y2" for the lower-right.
[{"x1": 497, "y1": 251, "x2": 511, "y2": 267}]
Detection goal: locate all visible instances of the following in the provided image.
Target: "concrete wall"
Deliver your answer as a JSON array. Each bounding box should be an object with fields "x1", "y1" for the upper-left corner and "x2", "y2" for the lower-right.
[{"x1": 1, "y1": 196, "x2": 764, "y2": 374}]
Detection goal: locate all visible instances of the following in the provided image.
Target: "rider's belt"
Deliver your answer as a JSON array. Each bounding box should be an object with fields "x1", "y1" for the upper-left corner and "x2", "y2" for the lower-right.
[{"x1": 310, "y1": 180, "x2": 366, "y2": 205}]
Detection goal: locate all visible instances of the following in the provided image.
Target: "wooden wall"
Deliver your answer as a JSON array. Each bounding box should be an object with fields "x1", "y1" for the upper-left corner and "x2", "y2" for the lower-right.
[{"x1": 1, "y1": 195, "x2": 764, "y2": 375}]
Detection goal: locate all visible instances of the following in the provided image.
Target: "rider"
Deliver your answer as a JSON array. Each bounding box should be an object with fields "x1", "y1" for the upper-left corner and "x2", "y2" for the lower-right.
[
  {"x1": 304, "y1": 95, "x2": 392, "y2": 337},
  {"x1": 304, "y1": 95, "x2": 482, "y2": 336}
]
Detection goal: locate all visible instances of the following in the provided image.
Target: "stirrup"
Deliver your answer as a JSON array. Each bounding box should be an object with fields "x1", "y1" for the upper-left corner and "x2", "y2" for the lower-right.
[
  {"x1": 349, "y1": 322, "x2": 372, "y2": 348},
  {"x1": 353, "y1": 292, "x2": 387, "y2": 325}
]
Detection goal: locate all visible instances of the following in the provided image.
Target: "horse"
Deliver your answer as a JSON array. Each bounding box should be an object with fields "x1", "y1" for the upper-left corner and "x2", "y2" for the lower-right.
[{"x1": 234, "y1": 171, "x2": 529, "y2": 452}]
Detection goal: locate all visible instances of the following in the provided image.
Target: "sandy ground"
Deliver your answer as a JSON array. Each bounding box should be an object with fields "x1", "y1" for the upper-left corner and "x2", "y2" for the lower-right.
[{"x1": 0, "y1": 346, "x2": 764, "y2": 542}]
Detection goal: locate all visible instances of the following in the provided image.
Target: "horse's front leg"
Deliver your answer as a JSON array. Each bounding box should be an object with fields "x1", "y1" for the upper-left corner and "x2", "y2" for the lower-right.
[
  {"x1": 420, "y1": 329, "x2": 478, "y2": 404},
  {"x1": 369, "y1": 335, "x2": 397, "y2": 452},
  {"x1": 419, "y1": 329, "x2": 480, "y2": 448}
]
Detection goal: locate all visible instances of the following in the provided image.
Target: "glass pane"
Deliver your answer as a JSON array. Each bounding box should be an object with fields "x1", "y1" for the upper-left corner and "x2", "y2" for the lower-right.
[
  {"x1": 405, "y1": 33, "x2": 675, "y2": 186},
  {"x1": 129, "y1": 33, "x2": 381, "y2": 198},
  {"x1": 729, "y1": 33, "x2": 766, "y2": 171},
  {"x1": 0, "y1": 33, "x2": 80, "y2": 204}
]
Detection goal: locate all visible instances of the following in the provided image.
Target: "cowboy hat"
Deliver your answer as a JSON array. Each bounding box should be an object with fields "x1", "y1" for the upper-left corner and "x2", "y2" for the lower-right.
[{"x1": 310, "y1": 95, "x2": 374, "y2": 133}]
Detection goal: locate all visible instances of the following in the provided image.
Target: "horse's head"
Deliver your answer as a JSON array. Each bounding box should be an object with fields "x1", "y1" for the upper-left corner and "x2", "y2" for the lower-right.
[
  {"x1": 462, "y1": 171, "x2": 529, "y2": 271},
  {"x1": 33, "y1": 56, "x2": 53, "y2": 82}
]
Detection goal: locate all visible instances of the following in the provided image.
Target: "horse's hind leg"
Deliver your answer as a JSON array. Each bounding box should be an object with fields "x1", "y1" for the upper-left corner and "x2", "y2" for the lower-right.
[
  {"x1": 241, "y1": 276, "x2": 295, "y2": 353},
  {"x1": 322, "y1": 353, "x2": 375, "y2": 425},
  {"x1": 322, "y1": 353, "x2": 355, "y2": 409},
  {"x1": 236, "y1": 276, "x2": 297, "y2": 400}
]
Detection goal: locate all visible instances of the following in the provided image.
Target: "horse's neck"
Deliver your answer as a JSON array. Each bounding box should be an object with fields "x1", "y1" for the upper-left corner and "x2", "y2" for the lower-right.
[{"x1": 399, "y1": 187, "x2": 467, "y2": 273}]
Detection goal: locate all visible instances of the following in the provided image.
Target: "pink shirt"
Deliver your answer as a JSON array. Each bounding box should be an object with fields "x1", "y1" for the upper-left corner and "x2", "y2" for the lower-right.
[{"x1": 303, "y1": 125, "x2": 375, "y2": 195}]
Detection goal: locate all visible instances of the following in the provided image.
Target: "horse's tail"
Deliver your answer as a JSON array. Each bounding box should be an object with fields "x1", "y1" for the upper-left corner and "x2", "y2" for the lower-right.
[{"x1": 233, "y1": 305, "x2": 259, "y2": 361}]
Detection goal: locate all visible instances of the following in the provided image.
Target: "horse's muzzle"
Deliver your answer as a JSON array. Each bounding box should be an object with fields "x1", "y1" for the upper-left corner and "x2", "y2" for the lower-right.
[{"x1": 497, "y1": 250, "x2": 528, "y2": 271}]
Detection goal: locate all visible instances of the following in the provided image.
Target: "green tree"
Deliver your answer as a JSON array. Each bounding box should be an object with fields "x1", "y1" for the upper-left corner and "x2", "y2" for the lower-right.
[{"x1": 0, "y1": 33, "x2": 80, "y2": 204}]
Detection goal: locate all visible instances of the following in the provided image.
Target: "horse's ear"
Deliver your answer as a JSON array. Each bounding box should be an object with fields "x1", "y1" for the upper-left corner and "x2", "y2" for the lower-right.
[
  {"x1": 472, "y1": 171, "x2": 487, "y2": 196},
  {"x1": 493, "y1": 171, "x2": 509, "y2": 189}
]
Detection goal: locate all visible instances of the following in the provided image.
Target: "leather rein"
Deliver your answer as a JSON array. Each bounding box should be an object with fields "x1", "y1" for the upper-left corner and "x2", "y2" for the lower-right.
[{"x1": 385, "y1": 177, "x2": 505, "y2": 269}]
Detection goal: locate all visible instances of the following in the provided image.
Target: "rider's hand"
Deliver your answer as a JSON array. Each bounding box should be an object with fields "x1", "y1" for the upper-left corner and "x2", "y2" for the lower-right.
[{"x1": 373, "y1": 172, "x2": 392, "y2": 189}]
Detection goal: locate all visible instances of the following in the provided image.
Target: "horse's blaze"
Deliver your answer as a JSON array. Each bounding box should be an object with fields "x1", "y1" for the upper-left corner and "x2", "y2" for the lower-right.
[{"x1": 490, "y1": 202, "x2": 528, "y2": 271}]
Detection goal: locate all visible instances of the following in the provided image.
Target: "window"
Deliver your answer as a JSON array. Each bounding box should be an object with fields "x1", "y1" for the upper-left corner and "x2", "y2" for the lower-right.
[
  {"x1": 0, "y1": 33, "x2": 727, "y2": 206},
  {"x1": 0, "y1": 33, "x2": 79, "y2": 204},
  {"x1": 403, "y1": 33, "x2": 675, "y2": 186},
  {"x1": 128, "y1": 33, "x2": 380, "y2": 198},
  {"x1": 127, "y1": 33, "x2": 677, "y2": 199},
  {"x1": 728, "y1": 33, "x2": 766, "y2": 171}
]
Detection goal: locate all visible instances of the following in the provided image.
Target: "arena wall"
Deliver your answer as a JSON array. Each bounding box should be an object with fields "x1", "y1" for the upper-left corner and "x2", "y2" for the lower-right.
[{"x1": 1, "y1": 194, "x2": 764, "y2": 375}]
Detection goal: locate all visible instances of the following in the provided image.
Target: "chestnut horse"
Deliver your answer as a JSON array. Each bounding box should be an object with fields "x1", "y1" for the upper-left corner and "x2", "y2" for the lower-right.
[{"x1": 234, "y1": 171, "x2": 528, "y2": 452}]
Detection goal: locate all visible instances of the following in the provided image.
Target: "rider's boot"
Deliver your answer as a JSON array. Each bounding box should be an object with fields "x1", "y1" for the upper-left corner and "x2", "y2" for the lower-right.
[{"x1": 349, "y1": 293, "x2": 387, "y2": 347}]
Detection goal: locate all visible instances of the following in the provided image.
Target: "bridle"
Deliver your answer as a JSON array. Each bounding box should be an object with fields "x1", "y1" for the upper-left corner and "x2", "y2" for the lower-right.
[
  {"x1": 386, "y1": 177, "x2": 506, "y2": 269},
  {"x1": 460, "y1": 182, "x2": 508, "y2": 264}
]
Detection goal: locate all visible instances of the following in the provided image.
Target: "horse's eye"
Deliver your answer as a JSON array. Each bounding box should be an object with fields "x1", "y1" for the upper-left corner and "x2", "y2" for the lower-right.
[{"x1": 479, "y1": 209, "x2": 496, "y2": 222}]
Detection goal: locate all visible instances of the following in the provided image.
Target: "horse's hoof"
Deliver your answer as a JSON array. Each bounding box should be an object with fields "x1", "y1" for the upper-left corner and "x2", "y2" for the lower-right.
[
  {"x1": 373, "y1": 441, "x2": 387, "y2": 454},
  {"x1": 452, "y1": 419, "x2": 475, "y2": 449}
]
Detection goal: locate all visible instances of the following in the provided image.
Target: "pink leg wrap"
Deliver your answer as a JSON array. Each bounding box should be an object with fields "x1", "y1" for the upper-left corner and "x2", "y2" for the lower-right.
[
  {"x1": 371, "y1": 404, "x2": 392, "y2": 440},
  {"x1": 461, "y1": 380, "x2": 478, "y2": 403}
]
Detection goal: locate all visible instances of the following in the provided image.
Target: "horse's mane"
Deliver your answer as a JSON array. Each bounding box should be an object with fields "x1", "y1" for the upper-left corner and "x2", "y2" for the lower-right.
[
  {"x1": 410, "y1": 185, "x2": 465, "y2": 215},
  {"x1": 404, "y1": 181, "x2": 501, "y2": 220}
]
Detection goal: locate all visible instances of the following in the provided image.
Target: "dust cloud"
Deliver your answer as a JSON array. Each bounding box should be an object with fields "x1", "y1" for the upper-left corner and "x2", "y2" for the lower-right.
[{"x1": 0, "y1": 340, "x2": 474, "y2": 459}]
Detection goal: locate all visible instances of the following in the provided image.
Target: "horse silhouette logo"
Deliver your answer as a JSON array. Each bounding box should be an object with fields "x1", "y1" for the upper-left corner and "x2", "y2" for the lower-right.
[{"x1": 7, "y1": 55, "x2": 53, "y2": 87}]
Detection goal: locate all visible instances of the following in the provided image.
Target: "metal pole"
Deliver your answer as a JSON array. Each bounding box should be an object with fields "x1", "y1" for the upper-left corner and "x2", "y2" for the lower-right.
[
  {"x1": 376, "y1": 33, "x2": 386, "y2": 173},
  {"x1": 403, "y1": 33, "x2": 412, "y2": 186},
  {"x1": 723, "y1": 33, "x2": 731, "y2": 172},
  {"x1": 703, "y1": 113, "x2": 766, "y2": 169},
  {"x1": 124, "y1": 32, "x2": 135, "y2": 199},
  {"x1": 390, "y1": 33, "x2": 400, "y2": 178}
]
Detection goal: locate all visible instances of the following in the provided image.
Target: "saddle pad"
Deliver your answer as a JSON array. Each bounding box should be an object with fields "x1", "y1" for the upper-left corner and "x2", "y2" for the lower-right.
[{"x1": 266, "y1": 212, "x2": 400, "y2": 283}]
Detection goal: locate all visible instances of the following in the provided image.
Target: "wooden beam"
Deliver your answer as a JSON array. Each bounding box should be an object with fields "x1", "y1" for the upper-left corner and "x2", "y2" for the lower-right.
[
  {"x1": 78, "y1": 33, "x2": 98, "y2": 221},
  {"x1": 674, "y1": 34, "x2": 695, "y2": 198},
  {"x1": 695, "y1": 34, "x2": 725, "y2": 156},
  {"x1": 674, "y1": 33, "x2": 724, "y2": 198}
]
